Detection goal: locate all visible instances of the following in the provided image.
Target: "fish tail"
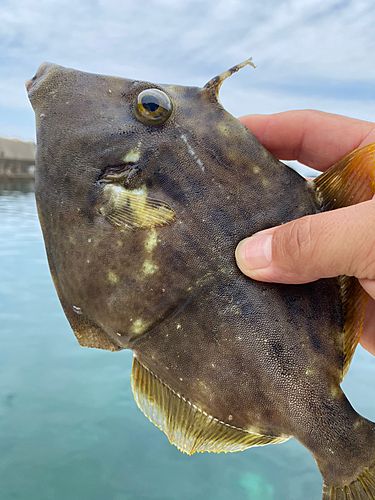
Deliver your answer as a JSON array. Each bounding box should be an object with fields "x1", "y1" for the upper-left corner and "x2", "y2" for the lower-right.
[
  {"x1": 318, "y1": 415, "x2": 375, "y2": 500},
  {"x1": 322, "y1": 461, "x2": 375, "y2": 499}
]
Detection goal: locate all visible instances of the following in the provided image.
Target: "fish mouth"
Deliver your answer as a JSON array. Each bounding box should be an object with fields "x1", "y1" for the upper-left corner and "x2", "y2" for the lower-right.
[{"x1": 25, "y1": 62, "x2": 58, "y2": 98}]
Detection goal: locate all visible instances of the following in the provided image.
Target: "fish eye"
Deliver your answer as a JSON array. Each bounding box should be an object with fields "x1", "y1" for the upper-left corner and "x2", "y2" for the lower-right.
[{"x1": 135, "y1": 88, "x2": 172, "y2": 125}]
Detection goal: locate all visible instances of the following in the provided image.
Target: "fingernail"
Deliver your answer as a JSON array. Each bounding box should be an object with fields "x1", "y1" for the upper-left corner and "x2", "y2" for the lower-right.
[{"x1": 236, "y1": 233, "x2": 273, "y2": 271}]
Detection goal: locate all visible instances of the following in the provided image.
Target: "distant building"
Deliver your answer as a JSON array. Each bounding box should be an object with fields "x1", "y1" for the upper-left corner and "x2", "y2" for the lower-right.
[{"x1": 0, "y1": 137, "x2": 35, "y2": 178}]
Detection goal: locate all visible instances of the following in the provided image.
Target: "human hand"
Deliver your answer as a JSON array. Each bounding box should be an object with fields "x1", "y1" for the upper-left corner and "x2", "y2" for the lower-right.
[{"x1": 235, "y1": 110, "x2": 375, "y2": 355}]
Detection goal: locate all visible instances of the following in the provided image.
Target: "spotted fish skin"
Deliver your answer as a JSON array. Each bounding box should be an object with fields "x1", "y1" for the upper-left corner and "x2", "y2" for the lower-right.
[{"x1": 27, "y1": 62, "x2": 375, "y2": 499}]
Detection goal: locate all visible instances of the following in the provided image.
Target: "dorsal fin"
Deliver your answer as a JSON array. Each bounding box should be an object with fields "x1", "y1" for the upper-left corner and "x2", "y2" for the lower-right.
[
  {"x1": 337, "y1": 276, "x2": 368, "y2": 377},
  {"x1": 131, "y1": 356, "x2": 288, "y2": 455},
  {"x1": 313, "y1": 143, "x2": 375, "y2": 377}
]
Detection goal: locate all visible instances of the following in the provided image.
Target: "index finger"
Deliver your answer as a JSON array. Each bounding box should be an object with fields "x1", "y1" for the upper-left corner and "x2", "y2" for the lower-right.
[{"x1": 239, "y1": 110, "x2": 375, "y2": 171}]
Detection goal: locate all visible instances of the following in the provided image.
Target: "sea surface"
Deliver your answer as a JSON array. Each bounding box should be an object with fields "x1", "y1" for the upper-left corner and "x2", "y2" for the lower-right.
[{"x1": 1, "y1": 180, "x2": 374, "y2": 500}]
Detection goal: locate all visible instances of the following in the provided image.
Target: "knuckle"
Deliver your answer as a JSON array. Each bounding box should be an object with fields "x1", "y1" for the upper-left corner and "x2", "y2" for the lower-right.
[
  {"x1": 356, "y1": 245, "x2": 375, "y2": 279},
  {"x1": 348, "y1": 203, "x2": 375, "y2": 278},
  {"x1": 274, "y1": 216, "x2": 316, "y2": 265}
]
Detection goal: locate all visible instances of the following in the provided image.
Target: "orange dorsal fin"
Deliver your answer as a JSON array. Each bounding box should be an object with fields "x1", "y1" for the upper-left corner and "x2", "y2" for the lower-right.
[{"x1": 313, "y1": 143, "x2": 375, "y2": 376}]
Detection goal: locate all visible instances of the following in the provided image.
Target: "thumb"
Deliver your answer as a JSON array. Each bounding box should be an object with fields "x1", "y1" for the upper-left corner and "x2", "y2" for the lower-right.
[{"x1": 235, "y1": 200, "x2": 375, "y2": 284}]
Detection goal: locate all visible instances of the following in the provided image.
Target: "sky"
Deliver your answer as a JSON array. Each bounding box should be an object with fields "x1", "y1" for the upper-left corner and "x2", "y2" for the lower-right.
[{"x1": 0, "y1": 0, "x2": 374, "y2": 143}]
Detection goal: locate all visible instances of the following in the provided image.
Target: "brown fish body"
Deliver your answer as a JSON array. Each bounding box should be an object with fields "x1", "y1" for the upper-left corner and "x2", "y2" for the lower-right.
[{"x1": 27, "y1": 61, "x2": 375, "y2": 499}]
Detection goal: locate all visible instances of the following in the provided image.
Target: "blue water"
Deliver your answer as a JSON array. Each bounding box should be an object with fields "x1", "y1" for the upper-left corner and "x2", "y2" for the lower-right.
[{"x1": 1, "y1": 181, "x2": 374, "y2": 500}]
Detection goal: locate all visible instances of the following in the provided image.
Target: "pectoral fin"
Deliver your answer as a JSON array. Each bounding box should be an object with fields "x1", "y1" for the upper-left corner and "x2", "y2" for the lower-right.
[{"x1": 100, "y1": 184, "x2": 176, "y2": 230}]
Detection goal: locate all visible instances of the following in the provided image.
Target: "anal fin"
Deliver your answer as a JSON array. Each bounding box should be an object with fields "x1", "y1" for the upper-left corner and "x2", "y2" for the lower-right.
[{"x1": 131, "y1": 356, "x2": 288, "y2": 455}]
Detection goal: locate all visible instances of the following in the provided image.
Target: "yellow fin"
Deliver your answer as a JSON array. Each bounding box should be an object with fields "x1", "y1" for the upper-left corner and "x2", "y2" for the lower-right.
[
  {"x1": 323, "y1": 461, "x2": 375, "y2": 500},
  {"x1": 313, "y1": 143, "x2": 375, "y2": 376},
  {"x1": 131, "y1": 356, "x2": 288, "y2": 455},
  {"x1": 100, "y1": 184, "x2": 176, "y2": 230}
]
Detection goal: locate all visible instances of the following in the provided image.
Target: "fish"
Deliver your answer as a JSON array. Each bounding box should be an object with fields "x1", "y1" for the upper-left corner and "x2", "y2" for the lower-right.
[{"x1": 26, "y1": 59, "x2": 375, "y2": 500}]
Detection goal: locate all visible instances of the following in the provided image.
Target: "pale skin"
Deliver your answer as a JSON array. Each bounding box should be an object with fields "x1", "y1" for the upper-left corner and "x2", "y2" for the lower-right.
[{"x1": 236, "y1": 110, "x2": 375, "y2": 355}]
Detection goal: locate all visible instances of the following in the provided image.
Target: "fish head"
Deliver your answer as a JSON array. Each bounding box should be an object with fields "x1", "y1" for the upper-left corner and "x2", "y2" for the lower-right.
[{"x1": 26, "y1": 61, "x2": 255, "y2": 350}]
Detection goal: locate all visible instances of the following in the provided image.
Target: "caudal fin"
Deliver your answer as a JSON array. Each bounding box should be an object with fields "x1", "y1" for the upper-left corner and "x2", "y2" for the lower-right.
[
  {"x1": 322, "y1": 463, "x2": 375, "y2": 499},
  {"x1": 317, "y1": 414, "x2": 375, "y2": 500}
]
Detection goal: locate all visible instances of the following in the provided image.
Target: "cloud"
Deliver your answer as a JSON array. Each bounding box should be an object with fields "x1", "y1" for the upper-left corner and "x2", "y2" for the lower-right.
[{"x1": 0, "y1": 0, "x2": 374, "y2": 140}]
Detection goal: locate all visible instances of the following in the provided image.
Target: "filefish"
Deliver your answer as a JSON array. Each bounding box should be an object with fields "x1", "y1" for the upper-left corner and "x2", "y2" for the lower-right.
[{"x1": 26, "y1": 60, "x2": 375, "y2": 499}]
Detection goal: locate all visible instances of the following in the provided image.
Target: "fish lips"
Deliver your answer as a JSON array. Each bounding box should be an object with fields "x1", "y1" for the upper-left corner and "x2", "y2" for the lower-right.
[{"x1": 26, "y1": 62, "x2": 62, "y2": 104}]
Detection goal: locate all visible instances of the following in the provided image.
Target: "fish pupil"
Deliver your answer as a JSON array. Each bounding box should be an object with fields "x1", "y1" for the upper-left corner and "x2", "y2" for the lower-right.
[{"x1": 141, "y1": 97, "x2": 160, "y2": 113}]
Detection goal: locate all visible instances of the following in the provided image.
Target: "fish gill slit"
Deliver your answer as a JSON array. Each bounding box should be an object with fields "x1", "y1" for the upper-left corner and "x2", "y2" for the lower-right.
[{"x1": 97, "y1": 160, "x2": 140, "y2": 185}]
